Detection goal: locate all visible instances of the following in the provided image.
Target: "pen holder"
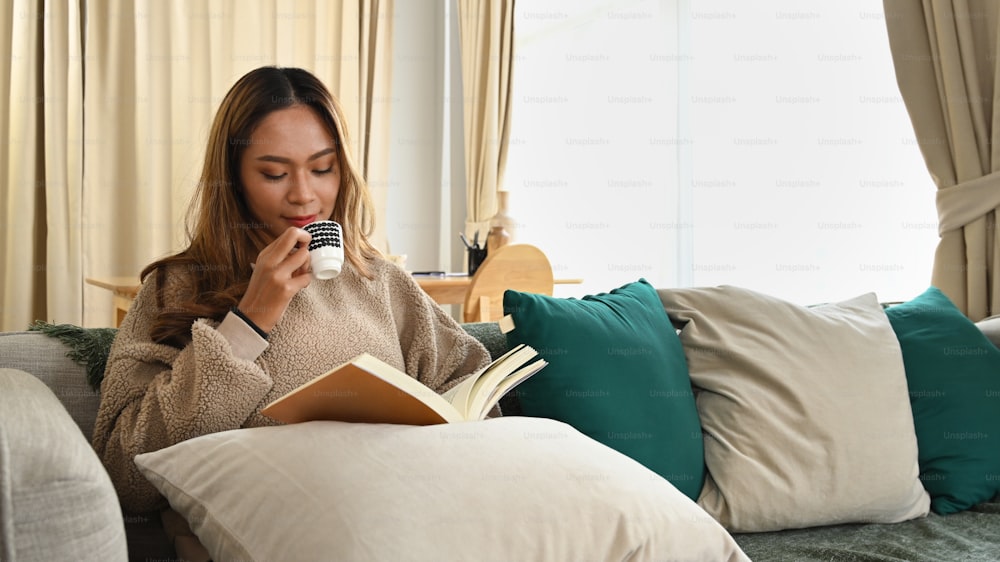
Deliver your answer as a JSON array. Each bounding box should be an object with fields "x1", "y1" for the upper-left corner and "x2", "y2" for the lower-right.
[{"x1": 467, "y1": 246, "x2": 488, "y2": 276}]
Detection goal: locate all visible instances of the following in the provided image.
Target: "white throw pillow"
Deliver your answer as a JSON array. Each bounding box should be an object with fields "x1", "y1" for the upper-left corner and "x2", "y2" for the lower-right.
[
  {"x1": 657, "y1": 286, "x2": 930, "y2": 532},
  {"x1": 135, "y1": 417, "x2": 749, "y2": 562}
]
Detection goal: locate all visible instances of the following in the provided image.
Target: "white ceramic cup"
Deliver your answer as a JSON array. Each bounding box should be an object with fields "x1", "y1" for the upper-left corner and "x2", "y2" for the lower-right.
[{"x1": 302, "y1": 220, "x2": 344, "y2": 280}]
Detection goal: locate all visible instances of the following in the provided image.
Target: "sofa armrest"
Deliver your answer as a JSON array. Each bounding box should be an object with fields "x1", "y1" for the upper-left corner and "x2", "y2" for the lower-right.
[
  {"x1": 0, "y1": 368, "x2": 127, "y2": 561},
  {"x1": 0, "y1": 331, "x2": 101, "y2": 438},
  {"x1": 462, "y1": 321, "x2": 510, "y2": 360}
]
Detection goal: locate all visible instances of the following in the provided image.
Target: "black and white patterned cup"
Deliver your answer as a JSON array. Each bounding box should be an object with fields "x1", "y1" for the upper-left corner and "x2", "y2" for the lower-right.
[{"x1": 302, "y1": 220, "x2": 344, "y2": 280}]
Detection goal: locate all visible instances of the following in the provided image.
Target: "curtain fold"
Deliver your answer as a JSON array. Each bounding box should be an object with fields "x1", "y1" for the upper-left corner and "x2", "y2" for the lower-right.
[
  {"x1": 359, "y1": 0, "x2": 394, "y2": 252},
  {"x1": 81, "y1": 0, "x2": 394, "y2": 327},
  {"x1": 883, "y1": 0, "x2": 1000, "y2": 320},
  {"x1": 43, "y1": 0, "x2": 85, "y2": 328},
  {"x1": 456, "y1": 0, "x2": 515, "y2": 242},
  {"x1": 0, "y1": 0, "x2": 84, "y2": 331}
]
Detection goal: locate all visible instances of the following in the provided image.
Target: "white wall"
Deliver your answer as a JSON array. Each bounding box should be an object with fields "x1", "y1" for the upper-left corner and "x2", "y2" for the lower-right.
[
  {"x1": 385, "y1": 0, "x2": 472, "y2": 279},
  {"x1": 384, "y1": 0, "x2": 449, "y2": 272}
]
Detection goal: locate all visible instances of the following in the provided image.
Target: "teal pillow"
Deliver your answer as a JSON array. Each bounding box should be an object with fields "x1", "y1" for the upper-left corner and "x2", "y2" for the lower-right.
[
  {"x1": 503, "y1": 279, "x2": 705, "y2": 500},
  {"x1": 885, "y1": 286, "x2": 1000, "y2": 514}
]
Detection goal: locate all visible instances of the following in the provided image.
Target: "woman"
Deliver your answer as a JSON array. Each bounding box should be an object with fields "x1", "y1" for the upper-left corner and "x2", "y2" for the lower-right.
[{"x1": 93, "y1": 66, "x2": 491, "y2": 513}]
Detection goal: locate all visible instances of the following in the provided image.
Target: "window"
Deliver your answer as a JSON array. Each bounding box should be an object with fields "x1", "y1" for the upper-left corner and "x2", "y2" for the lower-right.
[{"x1": 505, "y1": 0, "x2": 937, "y2": 304}]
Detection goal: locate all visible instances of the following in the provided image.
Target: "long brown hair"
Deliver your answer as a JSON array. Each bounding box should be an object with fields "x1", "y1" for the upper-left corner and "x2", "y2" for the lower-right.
[{"x1": 142, "y1": 66, "x2": 380, "y2": 347}]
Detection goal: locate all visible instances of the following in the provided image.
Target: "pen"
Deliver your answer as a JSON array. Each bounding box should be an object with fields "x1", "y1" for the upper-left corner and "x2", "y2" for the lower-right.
[
  {"x1": 459, "y1": 232, "x2": 473, "y2": 249},
  {"x1": 472, "y1": 230, "x2": 480, "y2": 249}
]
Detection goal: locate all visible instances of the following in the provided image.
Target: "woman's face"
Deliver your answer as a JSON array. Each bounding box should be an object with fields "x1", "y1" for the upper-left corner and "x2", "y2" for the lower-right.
[{"x1": 239, "y1": 104, "x2": 340, "y2": 240}]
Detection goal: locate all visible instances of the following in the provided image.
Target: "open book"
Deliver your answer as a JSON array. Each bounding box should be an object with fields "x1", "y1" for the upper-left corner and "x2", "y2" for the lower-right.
[{"x1": 261, "y1": 344, "x2": 547, "y2": 425}]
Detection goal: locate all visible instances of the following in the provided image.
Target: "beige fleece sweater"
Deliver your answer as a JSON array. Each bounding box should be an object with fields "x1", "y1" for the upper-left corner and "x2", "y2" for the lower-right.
[{"x1": 92, "y1": 257, "x2": 491, "y2": 513}]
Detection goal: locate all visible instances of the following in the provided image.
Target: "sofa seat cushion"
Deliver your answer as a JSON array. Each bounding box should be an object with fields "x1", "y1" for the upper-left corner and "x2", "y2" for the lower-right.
[
  {"x1": 0, "y1": 368, "x2": 127, "y2": 561},
  {"x1": 658, "y1": 286, "x2": 930, "y2": 532},
  {"x1": 135, "y1": 417, "x2": 749, "y2": 562}
]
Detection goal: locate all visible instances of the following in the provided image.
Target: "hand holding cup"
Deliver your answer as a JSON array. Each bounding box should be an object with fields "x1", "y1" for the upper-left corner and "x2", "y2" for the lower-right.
[{"x1": 239, "y1": 226, "x2": 314, "y2": 333}]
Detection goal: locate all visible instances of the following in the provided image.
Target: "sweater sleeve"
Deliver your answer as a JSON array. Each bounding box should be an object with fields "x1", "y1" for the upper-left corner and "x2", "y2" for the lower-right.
[
  {"x1": 385, "y1": 266, "x2": 492, "y2": 394},
  {"x1": 92, "y1": 273, "x2": 275, "y2": 513}
]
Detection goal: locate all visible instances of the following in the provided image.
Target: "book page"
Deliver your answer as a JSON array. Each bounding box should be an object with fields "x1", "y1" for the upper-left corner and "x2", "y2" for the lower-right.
[
  {"x1": 442, "y1": 377, "x2": 477, "y2": 419},
  {"x1": 442, "y1": 344, "x2": 528, "y2": 418},
  {"x1": 470, "y1": 357, "x2": 548, "y2": 419},
  {"x1": 440, "y1": 383, "x2": 462, "y2": 404},
  {"x1": 464, "y1": 345, "x2": 537, "y2": 415}
]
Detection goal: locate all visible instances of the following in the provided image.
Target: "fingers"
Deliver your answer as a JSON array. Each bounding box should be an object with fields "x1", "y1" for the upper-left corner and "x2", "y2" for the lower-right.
[
  {"x1": 238, "y1": 227, "x2": 316, "y2": 333},
  {"x1": 256, "y1": 227, "x2": 312, "y2": 275}
]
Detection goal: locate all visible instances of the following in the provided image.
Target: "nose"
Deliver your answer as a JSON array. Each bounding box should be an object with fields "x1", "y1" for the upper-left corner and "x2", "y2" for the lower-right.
[{"x1": 287, "y1": 169, "x2": 316, "y2": 204}]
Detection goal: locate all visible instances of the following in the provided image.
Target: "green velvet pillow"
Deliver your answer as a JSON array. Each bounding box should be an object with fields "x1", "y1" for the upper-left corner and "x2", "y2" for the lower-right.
[
  {"x1": 503, "y1": 279, "x2": 705, "y2": 500},
  {"x1": 885, "y1": 286, "x2": 1000, "y2": 514}
]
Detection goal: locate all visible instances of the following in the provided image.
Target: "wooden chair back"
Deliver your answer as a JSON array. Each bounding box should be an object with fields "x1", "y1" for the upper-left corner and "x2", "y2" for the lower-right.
[{"x1": 462, "y1": 244, "x2": 555, "y2": 323}]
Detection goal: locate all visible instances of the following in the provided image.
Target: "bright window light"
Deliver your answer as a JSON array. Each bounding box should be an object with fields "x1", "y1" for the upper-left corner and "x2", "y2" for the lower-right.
[{"x1": 505, "y1": 0, "x2": 937, "y2": 304}]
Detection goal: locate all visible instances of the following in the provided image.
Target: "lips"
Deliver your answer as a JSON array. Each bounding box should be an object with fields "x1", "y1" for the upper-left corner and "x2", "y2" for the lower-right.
[{"x1": 285, "y1": 215, "x2": 318, "y2": 228}]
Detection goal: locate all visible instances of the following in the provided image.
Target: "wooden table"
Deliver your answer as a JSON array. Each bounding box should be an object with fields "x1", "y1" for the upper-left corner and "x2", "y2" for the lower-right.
[
  {"x1": 413, "y1": 274, "x2": 583, "y2": 305},
  {"x1": 87, "y1": 274, "x2": 583, "y2": 326},
  {"x1": 86, "y1": 276, "x2": 141, "y2": 327},
  {"x1": 411, "y1": 274, "x2": 474, "y2": 305}
]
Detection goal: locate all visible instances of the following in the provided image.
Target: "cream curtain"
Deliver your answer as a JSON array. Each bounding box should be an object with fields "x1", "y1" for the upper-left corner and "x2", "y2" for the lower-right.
[
  {"x1": 81, "y1": 0, "x2": 393, "y2": 327},
  {"x1": 456, "y1": 0, "x2": 515, "y2": 242},
  {"x1": 0, "y1": 0, "x2": 84, "y2": 331},
  {"x1": 883, "y1": 0, "x2": 1000, "y2": 320}
]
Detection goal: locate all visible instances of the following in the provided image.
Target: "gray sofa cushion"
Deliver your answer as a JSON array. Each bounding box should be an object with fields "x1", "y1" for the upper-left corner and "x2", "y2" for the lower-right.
[
  {"x1": 977, "y1": 315, "x2": 1000, "y2": 349},
  {"x1": 0, "y1": 368, "x2": 127, "y2": 561},
  {"x1": 0, "y1": 331, "x2": 100, "y2": 438}
]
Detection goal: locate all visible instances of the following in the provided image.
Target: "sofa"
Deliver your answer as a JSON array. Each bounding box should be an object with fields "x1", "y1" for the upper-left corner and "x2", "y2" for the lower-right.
[
  {"x1": 3, "y1": 281, "x2": 1000, "y2": 561},
  {"x1": 0, "y1": 329, "x2": 167, "y2": 562}
]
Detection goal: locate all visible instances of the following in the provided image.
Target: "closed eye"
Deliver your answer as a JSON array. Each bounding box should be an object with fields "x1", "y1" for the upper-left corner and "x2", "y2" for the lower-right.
[
  {"x1": 263, "y1": 172, "x2": 287, "y2": 181},
  {"x1": 313, "y1": 167, "x2": 333, "y2": 176}
]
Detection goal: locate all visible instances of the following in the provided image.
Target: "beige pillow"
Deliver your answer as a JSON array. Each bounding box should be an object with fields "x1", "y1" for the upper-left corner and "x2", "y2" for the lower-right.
[
  {"x1": 0, "y1": 368, "x2": 127, "y2": 561},
  {"x1": 135, "y1": 417, "x2": 749, "y2": 562},
  {"x1": 657, "y1": 286, "x2": 929, "y2": 532}
]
